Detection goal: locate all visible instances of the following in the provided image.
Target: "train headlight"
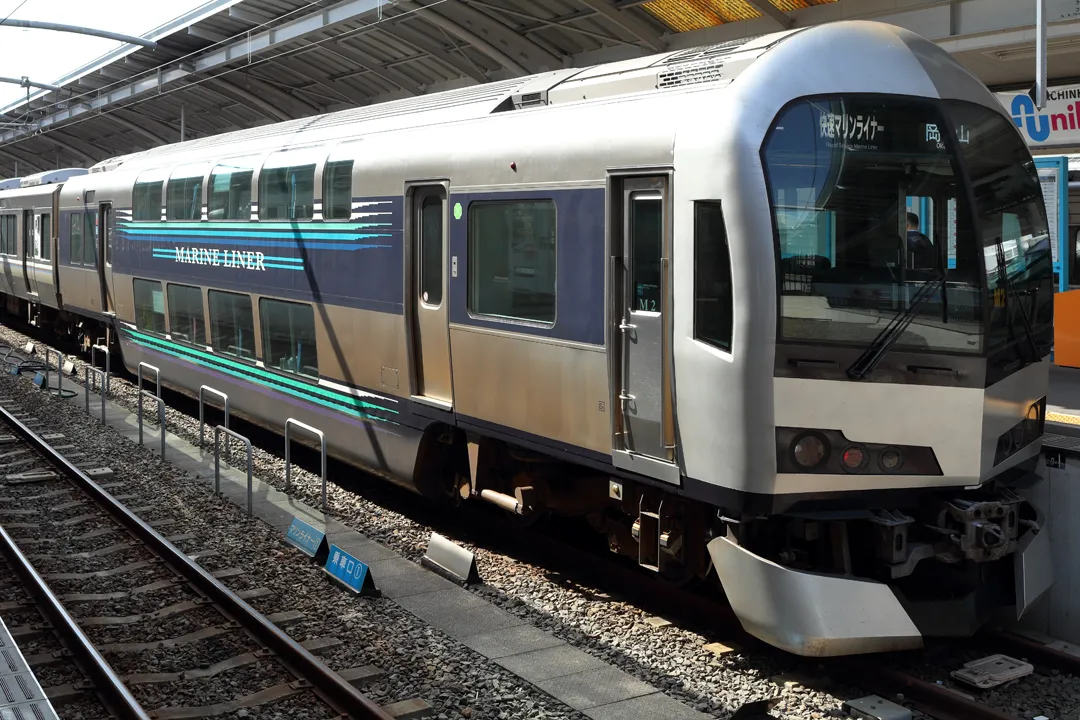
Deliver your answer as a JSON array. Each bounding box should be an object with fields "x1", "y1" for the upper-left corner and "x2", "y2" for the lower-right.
[
  {"x1": 792, "y1": 433, "x2": 828, "y2": 469},
  {"x1": 841, "y1": 444, "x2": 868, "y2": 471},
  {"x1": 879, "y1": 448, "x2": 903, "y2": 472},
  {"x1": 775, "y1": 428, "x2": 941, "y2": 476}
]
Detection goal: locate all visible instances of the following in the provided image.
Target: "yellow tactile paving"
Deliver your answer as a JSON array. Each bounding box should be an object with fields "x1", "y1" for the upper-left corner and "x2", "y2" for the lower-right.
[{"x1": 1047, "y1": 411, "x2": 1080, "y2": 426}]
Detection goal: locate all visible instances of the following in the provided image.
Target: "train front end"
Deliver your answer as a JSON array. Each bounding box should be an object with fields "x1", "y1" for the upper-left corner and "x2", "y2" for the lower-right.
[{"x1": 685, "y1": 23, "x2": 1054, "y2": 656}]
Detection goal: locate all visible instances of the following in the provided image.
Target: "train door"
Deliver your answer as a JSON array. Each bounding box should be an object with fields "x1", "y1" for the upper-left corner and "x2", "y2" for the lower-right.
[
  {"x1": 98, "y1": 203, "x2": 114, "y2": 315},
  {"x1": 21, "y1": 210, "x2": 33, "y2": 296},
  {"x1": 406, "y1": 183, "x2": 453, "y2": 408},
  {"x1": 611, "y1": 175, "x2": 678, "y2": 484}
]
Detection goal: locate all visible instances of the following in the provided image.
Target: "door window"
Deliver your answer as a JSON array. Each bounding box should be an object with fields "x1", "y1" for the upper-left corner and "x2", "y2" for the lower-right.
[
  {"x1": 630, "y1": 194, "x2": 663, "y2": 313},
  {"x1": 419, "y1": 196, "x2": 443, "y2": 306}
]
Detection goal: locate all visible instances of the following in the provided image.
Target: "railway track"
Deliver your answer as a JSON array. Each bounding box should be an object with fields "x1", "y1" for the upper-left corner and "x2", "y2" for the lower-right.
[{"x1": 0, "y1": 399, "x2": 396, "y2": 719}]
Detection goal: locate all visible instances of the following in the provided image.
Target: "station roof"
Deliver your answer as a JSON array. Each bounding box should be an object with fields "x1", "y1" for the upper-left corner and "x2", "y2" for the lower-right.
[
  {"x1": 0, "y1": 0, "x2": 1075, "y2": 175},
  {"x1": 0, "y1": 0, "x2": 849, "y2": 174}
]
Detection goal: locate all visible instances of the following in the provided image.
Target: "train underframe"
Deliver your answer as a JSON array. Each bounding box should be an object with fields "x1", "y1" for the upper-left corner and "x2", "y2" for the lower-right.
[{"x1": 453, "y1": 428, "x2": 1046, "y2": 652}]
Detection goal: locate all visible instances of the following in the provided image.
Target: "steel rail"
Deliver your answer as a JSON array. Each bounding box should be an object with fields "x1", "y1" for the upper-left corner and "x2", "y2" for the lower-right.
[
  {"x1": 982, "y1": 629, "x2": 1080, "y2": 676},
  {"x1": 837, "y1": 660, "x2": 1023, "y2": 720},
  {"x1": 0, "y1": 403, "x2": 395, "y2": 719},
  {"x1": 0, "y1": 524, "x2": 151, "y2": 719}
]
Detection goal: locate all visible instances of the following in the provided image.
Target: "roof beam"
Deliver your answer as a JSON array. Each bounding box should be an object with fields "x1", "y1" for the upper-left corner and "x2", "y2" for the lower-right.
[
  {"x1": 330, "y1": 41, "x2": 421, "y2": 94},
  {"x1": 396, "y1": 0, "x2": 558, "y2": 74},
  {"x1": 188, "y1": 26, "x2": 230, "y2": 44},
  {"x1": 0, "y1": 0, "x2": 392, "y2": 145},
  {"x1": 107, "y1": 110, "x2": 169, "y2": 145},
  {"x1": 228, "y1": 6, "x2": 274, "y2": 25},
  {"x1": 575, "y1": 0, "x2": 667, "y2": 51},
  {"x1": 379, "y1": 23, "x2": 490, "y2": 83},
  {"x1": 205, "y1": 78, "x2": 294, "y2": 122},
  {"x1": 40, "y1": 134, "x2": 96, "y2": 164},
  {"x1": 0, "y1": 147, "x2": 44, "y2": 173},
  {"x1": 742, "y1": 0, "x2": 793, "y2": 29}
]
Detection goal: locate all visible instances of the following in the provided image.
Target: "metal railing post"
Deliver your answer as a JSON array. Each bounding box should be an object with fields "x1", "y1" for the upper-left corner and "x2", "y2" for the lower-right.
[
  {"x1": 137, "y1": 363, "x2": 161, "y2": 447},
  {"x1": 83, "y1": 366, "x2": 105, "y2": 424},
  {"x1": 199, "y1": 385, "x2": 230, "y2": 458},
  {"x1": 138, "y1": 390, "x2": 166, "y2": 461},
  {"x1": 284, "y1": 418, "x2": 328, "y2": 511},
  {"x1": 91, "y1": 344, "x2": 110, "y2": 393},
  {"x1": 214, "y1": 425, "x2": 253, "y2": 517}
]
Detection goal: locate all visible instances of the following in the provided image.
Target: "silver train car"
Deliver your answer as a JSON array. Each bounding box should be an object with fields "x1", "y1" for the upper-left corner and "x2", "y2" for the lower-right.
[{"x1": 0, "y1": 21, "x2": 1055, "y2": 656}]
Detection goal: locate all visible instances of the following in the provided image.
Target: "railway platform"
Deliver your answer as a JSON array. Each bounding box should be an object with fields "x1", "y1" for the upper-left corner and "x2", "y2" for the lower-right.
[{"x1": 1048, "y1": 365, "x2": 1080, "y2": 436}]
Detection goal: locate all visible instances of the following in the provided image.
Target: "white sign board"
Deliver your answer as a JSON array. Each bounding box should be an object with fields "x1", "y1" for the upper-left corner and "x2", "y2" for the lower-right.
[
  {"x1": 1038, "y1": 166, "x2": 1061, "y2": 263},
  {"x1": 996, "y1": 85, "x2": 1080, "y2": 147}
]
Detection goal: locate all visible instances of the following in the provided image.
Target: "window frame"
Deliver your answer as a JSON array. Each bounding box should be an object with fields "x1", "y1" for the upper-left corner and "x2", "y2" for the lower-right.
[
  {"x1": 322, "y1": 159, "x2": 354, "y2": 222},
  {"x1": 207, "y1": 159, "x2": 256, "y2": 222},
  {"x1": 132, "y1": 278, "x2": 167, "y2": 335},
  {"x1": 208, "y1": 289, "x2": 258, "y2": 362},
  {"x1": 258, "y1": 297, "x2": 320, "y2": 380},
  {"x1": 258, "y1": 148, "x2": 322, "y2": 223},
  {"x1": 68, "y1": 212, "x2": 83, "y2": 266},
  {"x1": 693, "y1": 201, "x2": 734, "y2": 353},
  {"x1": 465, "y1": 198, "x2": 558, "y2": 328},
  {"x1": 39, "y1": 213, "x2": 51, "y2": 261},
  {"x1": 81, "y1": 211, "x2": 98, "y2": 268},
  {"x1": 166, "y1": 283, "x2": 207, "y2": 347},
  {"x1": 132, "y1": 180, "x2": 164, "y2": 222},
  {"x1": 165, "y1": 164, "x2": 208, "y2": 222},
  {"x1": 0, "y1": 214, "x2": 16, "y2": 257}
]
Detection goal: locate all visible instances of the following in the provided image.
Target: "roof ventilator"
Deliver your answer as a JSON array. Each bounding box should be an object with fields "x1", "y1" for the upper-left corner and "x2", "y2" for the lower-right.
[
  {"x1": 512, "y1": 90, "x2": 548, "y2": 109},
  {"x1": 658, "y1": 58, "x2": 726, "y2": 89}
]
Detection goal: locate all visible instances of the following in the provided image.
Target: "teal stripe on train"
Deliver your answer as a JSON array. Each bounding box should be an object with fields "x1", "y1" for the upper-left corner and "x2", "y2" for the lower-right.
[{"x1": 120, "y1": 326, "x2": 401, "y2": 425}]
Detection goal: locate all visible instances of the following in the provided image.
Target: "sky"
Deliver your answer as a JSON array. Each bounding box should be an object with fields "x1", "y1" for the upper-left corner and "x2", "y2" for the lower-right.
[{"x1": 0, "y1": 0, "x2": 230, "y2": 111}]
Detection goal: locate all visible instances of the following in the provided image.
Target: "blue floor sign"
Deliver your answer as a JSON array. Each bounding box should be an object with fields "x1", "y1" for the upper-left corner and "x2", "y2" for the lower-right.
[
  {"x1": 285, "y1": 517, "x2": 328, "y2": 561},
  {"x1": 324, "y1": 544, "x2": 379, "y2": 596}
]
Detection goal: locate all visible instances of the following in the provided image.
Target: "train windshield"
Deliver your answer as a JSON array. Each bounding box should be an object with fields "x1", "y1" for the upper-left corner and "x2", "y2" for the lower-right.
[{"x1": 763, "y1": 96, "x2": 1052, "y2": 363}]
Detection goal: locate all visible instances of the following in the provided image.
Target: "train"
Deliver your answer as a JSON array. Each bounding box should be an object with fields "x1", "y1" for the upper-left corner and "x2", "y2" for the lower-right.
[{"x1": 0, "y1": 20, "x2": 1055, "y2": 657}]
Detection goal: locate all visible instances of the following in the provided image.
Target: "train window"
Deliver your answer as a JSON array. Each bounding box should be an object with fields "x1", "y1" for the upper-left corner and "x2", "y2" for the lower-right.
[
  {"x1": 259, "y1": 298, "x2": 319, "y2": 379},
  {"x1": 323, "y1": 160, "x2": 353, "y2": 221},
  {"x1": 82, "y1": 212, "x2": 97, "y2": 267},
  {"x1": 630, "y1": 193, "x2": 663, "y2": 313},
  {"x1": 694, "y1": 202, "x2": 733, "y2": 352},
  {"x1": 764, "y1": 96, "x2": 985, "y2": 355},
  {"x1": 259, "y1": 164, "x2": 315, "y2": 221},
  {"x1": 167, "y1": 284, "x2": 206, "y2": 346},
  {"x1": 166, "y1": 166, "x2": 205, "y2": 221},
  {"x1": 40, "y1": 214, "x2": 50, "y2": 260},
  {"x1": 0, "y1": 215, "x2": 15, "y2": 256},
  {"x1": 208, "y1": 164, "x2": 253, "y2": 221},
  {"x1": 209, "y1": 290, "x2": 257, "y2": 361},
  {"x1": 132, "y1": 181, "x2": 163, "y2": 222},
  {"x1": 419, "y1": 196, "x2": 442, "y2": 306},
  {"x1": 133, "y1": 279, "x2": 166, "y2": 335},
  {"x1": 467, "y1": 200, "x2": 557, "y2": 324},
  {"x1": 69, "y1": 213, "x2": 83, "y2": 265}
]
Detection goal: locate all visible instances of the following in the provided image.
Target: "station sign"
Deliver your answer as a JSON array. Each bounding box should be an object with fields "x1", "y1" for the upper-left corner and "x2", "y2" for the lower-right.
[{"x1": 996, "y1": 84, "x2": 1080, "y2": 147}]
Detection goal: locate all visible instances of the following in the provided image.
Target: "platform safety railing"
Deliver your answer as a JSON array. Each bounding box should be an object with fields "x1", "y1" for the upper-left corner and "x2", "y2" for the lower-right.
[
  {"x1": 199, "y1": 385, "x2": 230, "y2": 459},
  {"x1": 43, "y1": 348, "x2": 65, "y2": 397},
  {"x1": 285, "y1": 418, "x2": 328, "y2": 511},
  {"x1": 138, "y1": 391, "x2": 166, "y2": 461},
  {"x1": 83, "y1": 366, "x2": 106, "y2": 425},
  {"x1": 214, "y1": 425, "x2": 253, "y2": 517},
  {"x1": 91, "y1": 343, "x2": 110, "y2": 393}
]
